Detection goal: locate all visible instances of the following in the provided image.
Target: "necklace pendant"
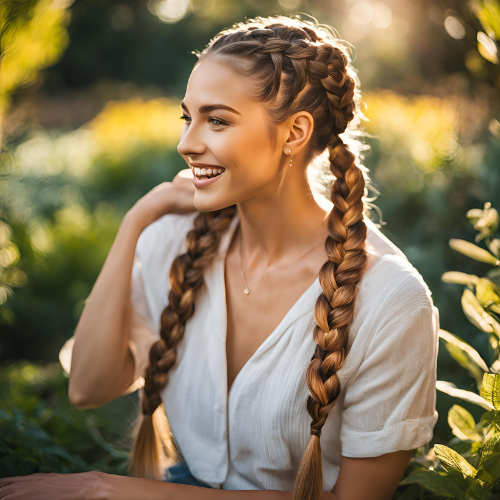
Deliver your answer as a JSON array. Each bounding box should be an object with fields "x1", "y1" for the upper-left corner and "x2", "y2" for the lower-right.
[{"x1": 244, "y1": 288, "x2": 250, "y2": 295}]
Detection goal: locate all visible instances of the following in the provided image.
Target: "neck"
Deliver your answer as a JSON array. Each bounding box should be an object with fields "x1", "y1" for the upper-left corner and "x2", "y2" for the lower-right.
[{"x1": 235, "y1": 161, "x2": 331, "y2": 274}]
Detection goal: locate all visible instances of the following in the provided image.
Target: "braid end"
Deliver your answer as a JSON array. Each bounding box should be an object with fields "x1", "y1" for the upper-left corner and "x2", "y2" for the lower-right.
[
  {"x1": 128, "y1": 413, "x2": 164, "y2": 481},
  {"x1": 293, "y1": 434, "x2": 323, "y2": 500}
]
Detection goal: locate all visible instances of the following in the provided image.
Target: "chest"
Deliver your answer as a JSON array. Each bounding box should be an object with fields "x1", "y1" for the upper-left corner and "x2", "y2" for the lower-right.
[{"x1": 224, "y1": 246, "x2": 325, "y2": 394}]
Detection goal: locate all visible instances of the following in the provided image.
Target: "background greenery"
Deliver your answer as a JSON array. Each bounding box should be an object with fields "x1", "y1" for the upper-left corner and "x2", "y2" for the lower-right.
[{"x1": 1, "y1": 0, "x2": 500, "y2": 495}]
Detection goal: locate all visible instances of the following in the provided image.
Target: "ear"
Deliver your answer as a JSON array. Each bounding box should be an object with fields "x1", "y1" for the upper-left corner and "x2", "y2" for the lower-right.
[{"x1": 282, "y1": 111, "x2": 314, "y2": 156}]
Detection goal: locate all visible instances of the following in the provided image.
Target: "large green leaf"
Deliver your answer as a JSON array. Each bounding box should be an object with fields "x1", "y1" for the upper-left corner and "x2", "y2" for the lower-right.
[
  {"x1": 439, "y1": 330, "x2": 488, "y2": 387},
  {"x1": 450, "y1": 239, "x2": 500, "y2": 266},
  {"x1": 480, "y1": 374, "x2": 500, "y2": 411},
  {"x1": 448, "y1": 405, "x2": 483, "y2": 442},
  {"x1": 434, "y1": 444, "x2": 477, "y2": 478},
  {"x1": 399, "y1": 467, "x2": 467, "y2": 498},
  {"x1": 437, "y1": 380, "x2": 495, "y2": 410}
]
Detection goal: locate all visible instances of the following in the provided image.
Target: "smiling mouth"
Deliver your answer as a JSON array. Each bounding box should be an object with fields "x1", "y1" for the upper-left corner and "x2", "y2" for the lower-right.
[{"x1": 192, "y1": 166, "x2": 226, "y2": 179}]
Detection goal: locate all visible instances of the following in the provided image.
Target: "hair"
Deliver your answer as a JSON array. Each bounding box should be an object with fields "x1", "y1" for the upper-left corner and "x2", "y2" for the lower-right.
[{"x1": 129, "y1": 14, "x2": 379, "y2": 500}]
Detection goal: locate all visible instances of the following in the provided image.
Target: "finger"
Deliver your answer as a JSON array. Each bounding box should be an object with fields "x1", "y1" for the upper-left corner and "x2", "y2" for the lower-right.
[
  {"x1": 0, "y1": 478, "x2": 24, "y2": 488},
  {"x1": 0, "y1": 474, "x2": 48, "y2": 487},
  {"x1": 0, "y1": 483, "x2": 27, "y2": 499}
]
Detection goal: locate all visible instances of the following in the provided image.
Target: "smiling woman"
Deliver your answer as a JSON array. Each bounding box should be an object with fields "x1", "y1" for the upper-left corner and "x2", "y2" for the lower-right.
[
  {"x1": 125, "y1": 13, "x2": 439, "y2": 500},
  {"x1": 0, "y1": 13, "x2": 440, "y2": 500}
]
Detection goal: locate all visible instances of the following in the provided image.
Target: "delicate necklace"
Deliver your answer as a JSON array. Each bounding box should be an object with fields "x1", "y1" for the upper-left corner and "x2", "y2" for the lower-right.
[
  {"x1": 238, "y1": 225, "x2": 323, "y2": 296},
  {"x1": 239, "y1": 149, "x2": 294, "y2": 296},
  {"x1": 239, "y1": 227, "x2": 251, "y2": 295}
]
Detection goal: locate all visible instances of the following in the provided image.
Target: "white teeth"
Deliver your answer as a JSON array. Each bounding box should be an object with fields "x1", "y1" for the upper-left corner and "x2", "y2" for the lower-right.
[{"x1": 193, "y1": 166, "x2": 225, "y2": 178}]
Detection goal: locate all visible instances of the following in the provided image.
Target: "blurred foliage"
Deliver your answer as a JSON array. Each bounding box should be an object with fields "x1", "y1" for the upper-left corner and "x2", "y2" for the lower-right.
[
  {"x1": 0, "y1": 361, "x2": 137, "y2": 477},
  {"x1": 1, "y1": 0, "x2": 500, "y2": 486},
  {"x1": 393, "y1": 203, "x2": 500, "y2": 499},
  {"x1": 0, "y1": 96, "x2": 183, "y2": 361},
  {"x1": 0, "y1": 0, "x2": 73, "y2": 135},
  {"x1": 0, "y1": 215, "x2": 24, "y2": 325}
]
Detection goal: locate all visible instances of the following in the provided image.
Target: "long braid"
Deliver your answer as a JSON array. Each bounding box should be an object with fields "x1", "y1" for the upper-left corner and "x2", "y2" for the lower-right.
[
  {"x1": 130, "y1": 17, "x2": 372, "y2": 496},
  {"x1": 294, "y1": 136, "x2": 367, "y2": 500},
  {"x1": 129, "y1": 205, "x2": 237, "y2": 479},
  {"x1": 301, "y1": 42, "x2": 367, "y2": 500}
]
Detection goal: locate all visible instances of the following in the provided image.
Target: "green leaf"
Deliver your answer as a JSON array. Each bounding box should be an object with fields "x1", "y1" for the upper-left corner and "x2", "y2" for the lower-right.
[
  {"x1": 480, "y1": 374, "x2": 500, "y2": 411},
  {"x1": 462, "y1": 289, "x2": 500, "y2": 337},
  {"x1": 479, "y1": 410, "x2": 497, "y2": 428},
  {"x1": 463, "y1": 477, "x2": 493, "y2": 499},
  {"x1": 448, "y1": 405, "x2": 483, "y2": 442},
  {"x1": 437, "y1": 380, "x2": 495, "y2": 410},
  {"x1": 479, "y1": 433, "x2": 500, "y2": 468},
  {"x1": 434, "y1": 444, "x2": 477, "y2": 478},
  {"x1": 450, "y1": 239, "x2": 500, "y2": 266},
  {"x1": 476, "y1": 278, "x2": 500, "y2": 309},
  {"x1": 479, "y1": 453, "x2": 500, "y2": 483},
  {"x1": 442, "y1": 271, "x2": 479, "y2": 287},
  {"x1": 399, "y1": 466, "x2": 468, "y2": 498},
  {"x1": 439, "y1": 330, "x2": 489, "y2": 387}
]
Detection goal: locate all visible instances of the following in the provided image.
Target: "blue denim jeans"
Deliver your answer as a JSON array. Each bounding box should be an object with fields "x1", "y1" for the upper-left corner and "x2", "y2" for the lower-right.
[{"x1": 163, "y1": 460, "x2": 214, "y2": 488}]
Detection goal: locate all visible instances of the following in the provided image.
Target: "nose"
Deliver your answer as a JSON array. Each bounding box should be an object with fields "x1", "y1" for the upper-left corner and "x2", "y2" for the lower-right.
[{"x1": 177, "y1": 125, "x2": 206, "y2": 158}]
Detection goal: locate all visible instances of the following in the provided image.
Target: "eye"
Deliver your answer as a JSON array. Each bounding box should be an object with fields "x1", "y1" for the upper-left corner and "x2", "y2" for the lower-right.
[
  {"x1": 208, "y1": 117, "x2": 229, "y2": 127},
  {"x1": 179, "y1": 115, "x2": 229, "y2": 127}
]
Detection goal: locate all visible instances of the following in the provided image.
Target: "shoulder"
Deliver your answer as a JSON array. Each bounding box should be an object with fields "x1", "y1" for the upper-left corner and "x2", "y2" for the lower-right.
[
  {"x1": 135, "y1": 211, "x2": 199, "y2": 273},
  {"x1": 358, "y1": 253, "x2": 436, "y2": 327},
  {"x1": 349, "y1": 254, "x2": 439, "y2": 372},
  {"x1": 136, "y1": 211, "x2": 199, "y2": 257}
]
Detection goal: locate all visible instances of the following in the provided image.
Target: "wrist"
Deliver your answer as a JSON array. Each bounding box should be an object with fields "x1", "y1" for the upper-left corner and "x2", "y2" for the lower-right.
[
  {"x1": 82, "y1": 471, "x2": 114, "y2": 500},
  {"x1": 122, "y1": 209, "x2": 153, "y2": 236}
]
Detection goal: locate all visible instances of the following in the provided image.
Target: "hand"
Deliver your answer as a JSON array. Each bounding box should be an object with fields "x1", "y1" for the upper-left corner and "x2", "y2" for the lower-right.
[
  {"x1": 127, "y1": 168, "x2": 196, "y2": 228},
  {"x1": 0, "y1": 471, "x2": 109, "y2": 500}
]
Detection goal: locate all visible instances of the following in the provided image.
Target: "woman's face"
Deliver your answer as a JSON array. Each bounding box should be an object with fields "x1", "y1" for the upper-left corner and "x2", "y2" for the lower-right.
[{"x1": 177, "y1": 57, "x2": 288, "y2": 212}]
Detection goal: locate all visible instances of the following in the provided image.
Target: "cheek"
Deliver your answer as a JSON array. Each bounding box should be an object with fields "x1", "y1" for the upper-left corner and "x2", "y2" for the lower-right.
[{"x1": 215, "y1": 127, "x2": 276, "y2": 184}]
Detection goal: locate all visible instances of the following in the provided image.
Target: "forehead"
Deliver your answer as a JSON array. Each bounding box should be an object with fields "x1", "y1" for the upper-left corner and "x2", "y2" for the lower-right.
[{"x1": 184, "y1": 58, "x2": 254, "y2": 112}]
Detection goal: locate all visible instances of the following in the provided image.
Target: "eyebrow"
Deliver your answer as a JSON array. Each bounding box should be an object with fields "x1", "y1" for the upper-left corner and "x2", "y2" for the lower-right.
[{"x1": 180, "y1": 101, "x2": 242, "y2": 116}]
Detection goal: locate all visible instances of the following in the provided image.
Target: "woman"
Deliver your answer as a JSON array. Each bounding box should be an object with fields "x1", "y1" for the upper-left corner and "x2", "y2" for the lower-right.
[{"x1": 0, "y1": 15, "x2": 440, "y2": 500}]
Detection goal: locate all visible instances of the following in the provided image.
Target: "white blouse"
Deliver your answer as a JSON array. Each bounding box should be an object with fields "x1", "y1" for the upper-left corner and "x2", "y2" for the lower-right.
[{"x1": 128, "y1": 210, "x2": 440, "y2": 491}]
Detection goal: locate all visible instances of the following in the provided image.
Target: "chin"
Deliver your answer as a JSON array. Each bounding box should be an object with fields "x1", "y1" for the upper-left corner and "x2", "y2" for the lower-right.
[{"x1": 194, "y1": 196, "x2": 231, "y2": 213}]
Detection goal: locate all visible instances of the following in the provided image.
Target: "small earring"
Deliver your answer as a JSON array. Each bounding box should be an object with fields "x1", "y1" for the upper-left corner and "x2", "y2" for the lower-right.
[{"x1": 289, "y1": 149, "x2": 292, "y2": 167}]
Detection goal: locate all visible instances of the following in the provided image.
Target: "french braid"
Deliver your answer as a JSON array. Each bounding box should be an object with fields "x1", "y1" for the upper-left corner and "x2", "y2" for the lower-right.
[
  {"x1": 129, "y1": 205, "x2": 237, "y2": 479},
  {"x1": 130, "y1": 16, "x2": 372, "y2": 499}
]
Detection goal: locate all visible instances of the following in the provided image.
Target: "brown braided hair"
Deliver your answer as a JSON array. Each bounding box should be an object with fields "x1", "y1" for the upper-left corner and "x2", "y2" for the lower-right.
[{"x1": 129, "y1": 15, "x2": 375, "y2": 500}]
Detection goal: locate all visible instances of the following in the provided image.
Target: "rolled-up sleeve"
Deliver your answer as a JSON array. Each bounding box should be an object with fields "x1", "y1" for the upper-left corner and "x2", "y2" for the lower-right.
[{"x1": 340, "y1": 284, "x2": 440, "y2": 457}]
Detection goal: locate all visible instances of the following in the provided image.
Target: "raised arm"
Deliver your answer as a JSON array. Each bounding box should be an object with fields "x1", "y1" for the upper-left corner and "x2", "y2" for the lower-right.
[
  {"x1": 68, "y1": 172, "x2": 196, "y2": 409},
  {"x1": 67, "y1": 209, "x2": 149, "y2": 409}
]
